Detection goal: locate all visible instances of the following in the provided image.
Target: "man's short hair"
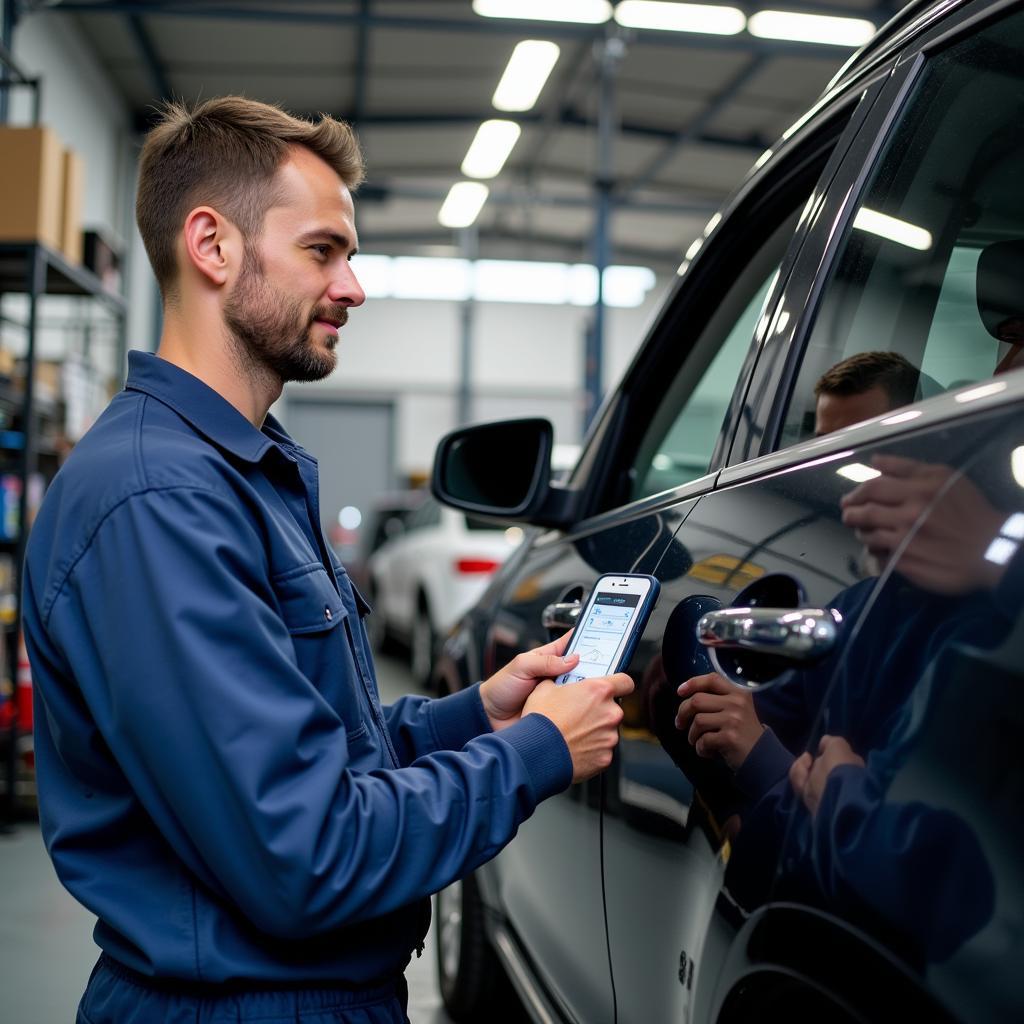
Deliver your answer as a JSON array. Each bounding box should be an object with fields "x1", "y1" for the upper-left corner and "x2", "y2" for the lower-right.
[
  {"x1": 814, "y1": 350, "x2": 920, "y2": 407},
  {"x1": 136, "y1": 95, "x2": 365, "y2": 297}
]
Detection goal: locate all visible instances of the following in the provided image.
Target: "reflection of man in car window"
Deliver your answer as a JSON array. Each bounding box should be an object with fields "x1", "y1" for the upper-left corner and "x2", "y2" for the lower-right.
[
  {"x1": 669, "y1": 442, "x2": 1024, "y2": 964},
  {"x1": 813, "y1": 350, "x2": 920, "y2": 435}
]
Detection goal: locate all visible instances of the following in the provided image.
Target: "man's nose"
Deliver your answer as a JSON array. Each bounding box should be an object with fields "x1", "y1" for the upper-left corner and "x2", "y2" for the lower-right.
[{"x1": 327, "y1": 263, "x2": 365, "y2": 307}]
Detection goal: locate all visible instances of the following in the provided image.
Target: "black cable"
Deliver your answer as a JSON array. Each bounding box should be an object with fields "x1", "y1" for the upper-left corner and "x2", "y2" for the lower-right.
[{"x1": 599, "y1": 772, "x2": 618, "y2": 1024}]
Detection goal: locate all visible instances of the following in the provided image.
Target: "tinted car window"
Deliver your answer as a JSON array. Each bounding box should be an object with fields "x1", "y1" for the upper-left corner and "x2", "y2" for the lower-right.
[
  {"x1": 781, "y1": 9, "x2": 1024, "y2": 445},
  {"x1": 630, "y1": 207, "x2": 801, "y2": 502}
]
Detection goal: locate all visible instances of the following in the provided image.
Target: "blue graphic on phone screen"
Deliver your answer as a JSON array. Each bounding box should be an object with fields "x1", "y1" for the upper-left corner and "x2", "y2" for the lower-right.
[{"x1": 557, "y1": 592, "x2": 640, "y2": 684}]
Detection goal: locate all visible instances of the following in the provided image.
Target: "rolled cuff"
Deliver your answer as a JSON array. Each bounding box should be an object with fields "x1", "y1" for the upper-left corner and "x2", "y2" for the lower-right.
[{"x1": 490, "y1": 713, "x2": 573, "y2": 803}]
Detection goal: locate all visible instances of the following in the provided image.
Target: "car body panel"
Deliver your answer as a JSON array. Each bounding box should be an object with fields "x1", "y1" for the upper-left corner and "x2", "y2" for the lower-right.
[{"x1": 432, "y1": 2, "x2": 1024, "y2": 1020}]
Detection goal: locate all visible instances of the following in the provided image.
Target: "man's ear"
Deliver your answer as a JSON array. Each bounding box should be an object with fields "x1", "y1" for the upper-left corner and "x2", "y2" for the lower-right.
[{"x1": 181, "y1": 206, "x2": 242, "y2": 287}]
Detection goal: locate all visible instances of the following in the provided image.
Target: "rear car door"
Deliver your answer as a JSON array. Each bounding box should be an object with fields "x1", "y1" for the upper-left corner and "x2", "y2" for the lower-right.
[{"x1": 600, "y1": 3, "x2": 1024, "y2": 1021}]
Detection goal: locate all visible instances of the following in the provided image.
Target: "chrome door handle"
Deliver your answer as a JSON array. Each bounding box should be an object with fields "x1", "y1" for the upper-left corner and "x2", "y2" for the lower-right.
[
  {"x1": 542, "y1": 601, "x2": 582, "y2": 631},
  {"x1": 697, "y1": 607, "x2": 843, "y2": 662}
]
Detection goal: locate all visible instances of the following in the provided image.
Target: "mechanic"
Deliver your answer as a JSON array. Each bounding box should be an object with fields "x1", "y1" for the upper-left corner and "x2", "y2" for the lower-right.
[{"x1": 22, "y1": 96, "x2": 633, "y2": 1024}]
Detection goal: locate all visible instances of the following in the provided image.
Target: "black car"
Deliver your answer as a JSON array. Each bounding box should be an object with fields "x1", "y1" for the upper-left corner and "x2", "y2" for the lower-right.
[{"x1": 429, "y1": 1, "x2": 1024, "y2": 1021}]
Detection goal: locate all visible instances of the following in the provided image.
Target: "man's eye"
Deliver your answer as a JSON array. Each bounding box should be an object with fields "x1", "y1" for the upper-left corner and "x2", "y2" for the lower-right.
[{"x1": 311, "y1": 245, "x2": 330, "y2": 257}]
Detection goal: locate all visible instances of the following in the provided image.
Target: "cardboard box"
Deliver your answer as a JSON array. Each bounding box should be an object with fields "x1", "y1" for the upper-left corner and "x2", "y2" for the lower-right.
[
  {"x1": 60, "y1": 148, "x2": 84, "y2": 265},
  {"x1": 0, "y1": 126, "x2": 64, "y2": 250}
]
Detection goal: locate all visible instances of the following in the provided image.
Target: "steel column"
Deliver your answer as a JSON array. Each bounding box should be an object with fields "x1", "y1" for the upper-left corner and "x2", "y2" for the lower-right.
[
  {"x1": 585, "y1": 29, "x2": 625, "y2": 433},
  {"x1": 457, "y1": 226, "x2": 478, "y2": 426}
]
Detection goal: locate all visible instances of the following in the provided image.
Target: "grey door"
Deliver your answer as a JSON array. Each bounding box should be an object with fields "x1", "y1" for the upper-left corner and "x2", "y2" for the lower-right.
[{"x1": 284, "y1": 398, "x2": 395, "y2": 560}]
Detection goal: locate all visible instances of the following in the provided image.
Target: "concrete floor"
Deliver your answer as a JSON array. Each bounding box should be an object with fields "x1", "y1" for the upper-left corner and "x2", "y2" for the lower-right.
[{"x1": 0, "y1": 653, "x2": 455, "y2": 1023}]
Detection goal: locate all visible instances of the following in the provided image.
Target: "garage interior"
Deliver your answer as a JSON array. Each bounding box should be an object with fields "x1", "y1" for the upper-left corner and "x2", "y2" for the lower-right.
[{"x1": 0, "y1": 1, "x2": 909, "y2": 1020}]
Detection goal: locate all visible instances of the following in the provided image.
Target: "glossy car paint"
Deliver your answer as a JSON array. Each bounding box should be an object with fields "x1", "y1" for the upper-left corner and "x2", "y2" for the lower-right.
[{"x1": 433, "y1": 1, "x2": 1024, "y2": 1020}]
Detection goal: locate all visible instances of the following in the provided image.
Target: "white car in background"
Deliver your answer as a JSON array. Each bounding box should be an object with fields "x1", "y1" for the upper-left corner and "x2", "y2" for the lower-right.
[{"x1": 366, "y1": 495, "x2": 524, "y2": 688}]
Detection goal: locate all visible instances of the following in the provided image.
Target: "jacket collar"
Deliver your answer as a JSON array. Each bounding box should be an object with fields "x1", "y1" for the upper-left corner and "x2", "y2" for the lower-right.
[{"x1": 125, "y1": 350, "x2": 295, "y2": 465}]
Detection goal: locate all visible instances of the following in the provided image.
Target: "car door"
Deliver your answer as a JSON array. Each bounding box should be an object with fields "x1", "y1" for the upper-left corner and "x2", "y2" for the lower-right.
[
  {"x1": 476, "y1": 74, "x2": 884, "y2": 1023},
  {"x1": 599, "y1": 3, "x2": 1024, "y2": 1022}
]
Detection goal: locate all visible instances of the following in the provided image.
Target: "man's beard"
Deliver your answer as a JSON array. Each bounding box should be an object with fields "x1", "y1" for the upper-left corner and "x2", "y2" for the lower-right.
[{"x1": 223, "y1": 249, "x2": 348, "y2": 384}]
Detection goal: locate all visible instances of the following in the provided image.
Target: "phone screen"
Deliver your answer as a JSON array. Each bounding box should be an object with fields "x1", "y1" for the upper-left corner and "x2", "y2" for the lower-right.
[{"x1": 556, "y1": 588, "x2": 646, "y2": 685}]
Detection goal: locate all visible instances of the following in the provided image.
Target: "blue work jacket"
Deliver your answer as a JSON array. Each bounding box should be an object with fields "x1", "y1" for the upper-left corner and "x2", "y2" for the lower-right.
[{"x1": 23, "y1": 351, "x2": 571, "y2": 986}]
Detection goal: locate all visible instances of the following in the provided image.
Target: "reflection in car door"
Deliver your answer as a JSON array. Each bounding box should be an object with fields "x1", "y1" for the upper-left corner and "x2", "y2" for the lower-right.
[
  {"x1": 604, "y1": 5, "x2": 1024, "y2": 1020},
  {"x1": 685, "y1": 401, "x2": 1024, "y2": 1024}
]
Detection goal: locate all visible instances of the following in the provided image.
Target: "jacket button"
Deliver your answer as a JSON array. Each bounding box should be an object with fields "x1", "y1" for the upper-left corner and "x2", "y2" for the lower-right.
[{"x1": 325, "y1": 606, "x2": 332, "y2": 620}]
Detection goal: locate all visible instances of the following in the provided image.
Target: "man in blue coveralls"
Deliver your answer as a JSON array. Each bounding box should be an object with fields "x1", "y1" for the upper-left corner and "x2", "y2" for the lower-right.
[{"x1": 22, "y1": 96, "x2": 633, "y2": 1023}]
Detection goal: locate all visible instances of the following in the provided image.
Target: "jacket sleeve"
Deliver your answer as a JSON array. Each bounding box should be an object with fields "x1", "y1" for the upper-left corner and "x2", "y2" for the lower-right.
[
  {"x1": 383, "y1": 686, "x2": 494, "y2": 765},
  {"x1": 810, "y1": 763, "x2": 995, "y2": 962},
  {"x1": 44, "y1": 485, "x2": 572, "y2": 940}
]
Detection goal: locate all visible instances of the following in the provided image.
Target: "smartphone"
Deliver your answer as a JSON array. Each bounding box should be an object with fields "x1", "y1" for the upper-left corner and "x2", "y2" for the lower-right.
[{"x1": 555, "y1": 573, "x2": 660, "y2": 685}]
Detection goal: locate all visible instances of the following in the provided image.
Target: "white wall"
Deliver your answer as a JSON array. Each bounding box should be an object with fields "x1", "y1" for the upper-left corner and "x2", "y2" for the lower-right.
[{"x1": 283, "y1": 279, "x2": 672, "y2": 479}]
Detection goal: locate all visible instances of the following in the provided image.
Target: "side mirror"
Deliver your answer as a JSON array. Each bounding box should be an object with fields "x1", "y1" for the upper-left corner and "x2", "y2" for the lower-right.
[{"x1": 432, "y1": 418, "x2": 575, "y2": 527}]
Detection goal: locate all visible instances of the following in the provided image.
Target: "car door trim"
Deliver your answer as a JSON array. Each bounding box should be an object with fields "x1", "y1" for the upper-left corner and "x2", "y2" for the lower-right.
[
  {"x1": 718, "y1": 371, "x2": 1024, "y2": 491},
  {"x1": 748, "y1": 0, "x2": 1024, "y2": 463},
  {"x1": 531, "y1": 470, "x2": 718, "y2": 549}
]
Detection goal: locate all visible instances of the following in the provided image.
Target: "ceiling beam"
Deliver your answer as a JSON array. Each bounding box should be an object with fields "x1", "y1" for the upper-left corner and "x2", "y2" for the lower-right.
[
  {"x1": 359, "y1": 180, "x2": 718, "y2": 218},
  {"x1": 126, "y1": 14, "x2": 172, "y2": 101},
  {"x1": 352, "y1": 0, "x2": 370, "y2": 128},
  {"x1": 131, "y1": 104, "x2": 771, "y2": 154},
  {"x1": 620, "y1": 52, "x2": 771, "y2": 199},
  {"x1": 359, "y1": 227, "x2": 682, "y2": 270},
  {"x1": 50, "y1": 1, "x2": 886, "y2": 59}
]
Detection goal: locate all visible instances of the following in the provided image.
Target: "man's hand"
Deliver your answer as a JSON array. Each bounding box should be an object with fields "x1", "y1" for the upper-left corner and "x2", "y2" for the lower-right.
[
  {"x1": 840, "y1": 454, "x2": 1004, "y2": 595},
  {"x1": 789, "y1": 735, "x2": 865, "y2": 818},
  {"x1": 674, "y1": 672, "x2": 763, "y2": 771},
  {"x1": 479, "y1": 632, "x2": 579, "y2": 732},
  {"x1": 523, "y1": 673, "x2": 634, "y2": 783}
]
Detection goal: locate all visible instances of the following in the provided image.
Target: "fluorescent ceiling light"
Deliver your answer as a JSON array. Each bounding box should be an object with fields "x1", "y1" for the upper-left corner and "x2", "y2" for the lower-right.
[
  {"x1": 346, "y1": 256, "x2": 657, "y2": 307},
  {"x1": 473, "y1": 0, "x2": 612, "y2": 24},
  {"x1": 853, "y1": 208, "x2": 932, "y2": 251},
  {"x1": 493, "y1": 40, "x2": 561, "y2": 111},
  {"x1": 1013, "y1": 446, "x2": 1024, "y2": 489},
  {"x1": 955, "y1": 380, "x2": 1007, "y2": 403},
  {"x1": 985, "y1": 537, "x2": 1018, "y2": 566},
  {"x1": 615, "y1": 1, "x2": 745, "y2": 36},
  {"x1": 880, "y1": 409, "x2": 922, "y2": 426},
  {"x1": 837, "y1": 463, "x2": 881, "y2": 483},
  {"x1": 392, "y1": 257, "x2": 471, "y2": 301},
  {"x1": 748, "y1": 10, "x2": 875, "y2": 47},
  {"x1": 475, "y1": 260, "x2": 571, "y2": 304},
  {"x1": 438, "y1": 182, "x2": 490, "y2": 229},
  {"x1": 1002, "y1": 512, "x2": 1024, "y2": 540},
  {"x1": 461, "y1": 120, "x2": 522, "y2": 179}
]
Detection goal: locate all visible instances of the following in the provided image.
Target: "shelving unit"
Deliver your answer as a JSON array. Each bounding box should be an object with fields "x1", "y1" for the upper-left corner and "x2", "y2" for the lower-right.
[{"x1": 0, "y1": 242, "x2": 126, "y2": 821}]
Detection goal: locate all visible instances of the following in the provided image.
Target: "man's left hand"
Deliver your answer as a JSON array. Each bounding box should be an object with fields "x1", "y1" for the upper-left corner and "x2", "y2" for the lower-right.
[
  {"x1": 789, "y1": 735, "x2": 865, "y2": 818},
  {"x1": 480, "y1": 632, "x2": 579, "y2": 731}
]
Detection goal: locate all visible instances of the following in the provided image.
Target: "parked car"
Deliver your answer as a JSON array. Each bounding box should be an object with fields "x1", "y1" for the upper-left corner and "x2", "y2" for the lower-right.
[
  {"x1": 367, "y1": 495, "x2": 524, "y2": 687},
  {"x1": 344, "y1": 488, "x2": 426, "y2": 595},
  {"x1": 430, "y1": 1, "x2": 1024, "y2": 1021}
]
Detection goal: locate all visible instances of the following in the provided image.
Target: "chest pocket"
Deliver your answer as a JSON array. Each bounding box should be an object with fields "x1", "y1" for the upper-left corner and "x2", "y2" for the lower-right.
[{"x1": 273, "y1": 563, "x2": 375, "y2": 756}]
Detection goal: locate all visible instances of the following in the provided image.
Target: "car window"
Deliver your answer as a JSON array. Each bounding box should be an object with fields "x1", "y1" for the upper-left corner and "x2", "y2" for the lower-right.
[
  {"x1": 405, "y1": 496, "x2": 440, "y2": 531},
  {"x1": 463, "y1": 514, "x2": 501, "y2": 531},
  {"x1": 629, "y1": 206, "x2": 803, "y2": 502},
  {"x1": 780, "y1": 9, "x2": 1024, "y2": 446}
]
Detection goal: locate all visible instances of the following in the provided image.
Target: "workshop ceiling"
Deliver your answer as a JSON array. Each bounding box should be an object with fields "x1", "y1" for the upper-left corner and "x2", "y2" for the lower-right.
[{"x1": 36, "y1": 0, "x2": 909, "y2": 271}]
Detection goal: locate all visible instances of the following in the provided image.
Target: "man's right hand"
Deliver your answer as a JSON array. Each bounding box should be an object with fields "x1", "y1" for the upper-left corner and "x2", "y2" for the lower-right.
[{"x1": 523, "y1": 674, "x2": 634, "y2": 783}]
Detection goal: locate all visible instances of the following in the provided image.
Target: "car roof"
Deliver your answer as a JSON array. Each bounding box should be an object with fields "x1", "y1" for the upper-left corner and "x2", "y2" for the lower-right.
[{"x1": 829, "y1": 0, "x2": 964, "y2": 95}]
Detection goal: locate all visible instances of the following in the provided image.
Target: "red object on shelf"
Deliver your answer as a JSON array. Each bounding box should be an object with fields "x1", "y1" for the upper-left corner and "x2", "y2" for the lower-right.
[
  {"x1": 16, "y1": 633, "x2": 32, "y2": 732},
  {"x1": 0, "y1": 692, "x2": 13, "y2": 729}
]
